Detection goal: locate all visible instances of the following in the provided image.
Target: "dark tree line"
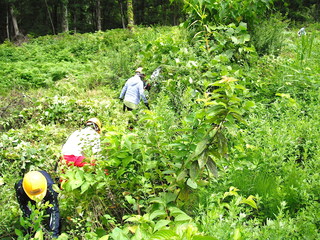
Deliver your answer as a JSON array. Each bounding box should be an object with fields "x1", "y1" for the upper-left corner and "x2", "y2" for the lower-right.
[
  {"x1": 0, "y1": 0, "x2": 184, "y2": 43},
  {"x1": 0, "y1": 0, "x2": 319, "y2": 44},
  {"x1": 274, "y1": 0, "x2": 320, "y2": 22}
]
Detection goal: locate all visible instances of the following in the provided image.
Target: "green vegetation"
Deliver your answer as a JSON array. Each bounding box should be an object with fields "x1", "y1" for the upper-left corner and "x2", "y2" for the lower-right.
[{"x1": 1, "y1": 3, "x2": 320, "y2": 240}]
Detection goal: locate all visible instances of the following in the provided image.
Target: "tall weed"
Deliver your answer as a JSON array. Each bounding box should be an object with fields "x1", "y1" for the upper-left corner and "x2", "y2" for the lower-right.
[{"x1": 251, "y1": 13, "x2": 289, "y2": 56}]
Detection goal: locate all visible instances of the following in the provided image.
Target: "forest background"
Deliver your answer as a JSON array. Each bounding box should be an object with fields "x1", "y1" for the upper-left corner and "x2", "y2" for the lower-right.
[
  {"x1": 0, "y1": 0, "x2": 320, "y2": 239},
  {"x1": 1, "y1": 0, "x2": 320, "y2": 43}
]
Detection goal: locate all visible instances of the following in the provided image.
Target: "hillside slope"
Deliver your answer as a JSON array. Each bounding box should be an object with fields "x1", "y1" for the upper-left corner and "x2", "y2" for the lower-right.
[{"x1": 1, "y1": 25, "x2": 320, "y2": 239}]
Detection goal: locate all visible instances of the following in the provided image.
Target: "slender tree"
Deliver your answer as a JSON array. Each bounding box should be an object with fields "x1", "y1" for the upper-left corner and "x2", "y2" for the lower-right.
[
  {"x1": 96, "y1": 0, "x2": 102, "y2": 31},
  {"x1": 9, "y1": 4, "x2": 20, "y2": 38},
  {"x1": 61, "y1": 0, "x2": 69, "y2": 32},
  {"x1": 6, "y1": 4, "x2": 10, "y2": 40},
  {"x1": 127, "y1": 0, "x2": 134, "y2": 30},
  {"x1": 44, "y1": 0, "x2": 56, "y2": 34},
  {"x1": 119, "y1": 0, "x2": 126, "y2": 29}
]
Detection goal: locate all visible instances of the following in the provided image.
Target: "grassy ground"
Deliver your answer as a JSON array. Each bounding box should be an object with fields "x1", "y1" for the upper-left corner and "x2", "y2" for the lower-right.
[{"x1": 0, "y1": 24, "x2": 320, "y2": 239}]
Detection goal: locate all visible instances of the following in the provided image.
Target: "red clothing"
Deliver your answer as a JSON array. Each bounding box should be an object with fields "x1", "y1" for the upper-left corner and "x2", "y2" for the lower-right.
[{"x1": 63, "y1": 155, "x2": 95, "y2": 167}]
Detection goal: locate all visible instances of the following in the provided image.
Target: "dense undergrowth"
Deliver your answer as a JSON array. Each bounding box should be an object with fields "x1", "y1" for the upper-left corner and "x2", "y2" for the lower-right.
[{"x1": 1, "y1": 20, "x2": 320, "y2": 240}]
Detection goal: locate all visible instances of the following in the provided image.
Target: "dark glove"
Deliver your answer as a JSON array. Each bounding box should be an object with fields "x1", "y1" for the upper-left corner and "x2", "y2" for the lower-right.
[
  {"x1": 119, "y1": 97, "x2": 123, "y2": 101},
  {"x1": 145, "y1": 102, "x2": 150, "y2": 110}
]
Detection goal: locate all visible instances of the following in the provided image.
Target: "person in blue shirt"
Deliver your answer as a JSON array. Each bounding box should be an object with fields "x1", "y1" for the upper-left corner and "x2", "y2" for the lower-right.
[{"x1": 119, "y1": 67, "x2": 150, "y2": 111}]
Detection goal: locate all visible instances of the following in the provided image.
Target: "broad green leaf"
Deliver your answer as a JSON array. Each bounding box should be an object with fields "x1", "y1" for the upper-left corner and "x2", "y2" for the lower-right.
[
  {"x1": 187, "y1": 178, "x2": 198, "y2": 189},
  {"x1": 34, "y1": 229, "x2": 44, "y2": 240},
  {"x1": 176, "y1": 170, "x2": 188, "y2": 182},
  {"x1": 217, "y1": 132, "x2": 228, "y2": 155},
  {"x1": 15, "y1": 229, "x2": 23, "y2": 237},
  {"x1": 206, "y1": 109, "x2": 228, "y2": 122},
  {"x1": 276, "y1": 93, "x2": 291, "y2": 98},
  {"x1": 57, "y1": 233, "x2": 69, "y2": 240},
  {"x1": 192, "y1": 236, "x2": 218, "y2": 240},
  {"x1": 233, "y1": 228, "x2": 241, "y2": 240},
  {"x1": 124, "y1": 216, "x2": 140, "y2": 223},
  {"x1": 96, "y1": 228, "x2": 107, "y2": 237},
  {"x1": 52, "y1": 184, "x2": 61, "y2": 193},
  {"x1": 122, "y1": 155, "x2": 133, "y2": 168},
  {"x1": 178, "y1": 187, "x2": 190, "y2": 201},
  {"x1": 228, "y1": 107, "x2": 243, "y2": 115},
  {"x1": 97, "y1": 182, "x2": 106, "y2": 189},
  {"x1": 150, "y1": 210, "x2": 167, "y2": 221},
  {"x1": 162, "y1": 170, "x2": 175, "y2": 174},
  {"x1": 125, "y1": 195, "x2": 136, "y2": 205},
  {"x1": 240, "y1": 195, "x2": 258, "y2": 209},
  {"x1": 223, "y1": 187, "x2": 240, "y2": 198},
  {"x1": 198, "y1": 152, "x2": 208, "y2": 170},
  {"x1": 117, "y1": 152, "x2": 129, "y2": 158},
  {"x1": 209, "y1": 127, "x2": 218, "y2": 138},
  {"x1": 133, "y1": 225, "x2": 146, "y2": 240},
  {"x1": 231, "y1": 36, "x2": 239, "y2": 44},
  {"x1": 238, "y1": 22, "x2": 247, "y2": 30},
  {"x1": 153, "y1": 220, "x2": 171, "y2": 232},
  {"x1": 190, "y1": 161, "x2": 200, "y2": 180},
  {"x1": 163, "y1": 192, "x2": 177, "y2": 204},
  {"x1": 71, "y1": 177, "x2": 84, "y2": 190},
  {"x1": 75, "y1": 170, "x2": 84, "y2": 180},
  {"x1": 207, "y1": 105, "x2": 227, "y2": 114},
  {"x1": 109, "y1": 227, "x2": 129, "y2": 240},
  {"x1": 149, "y1": 197, "x2": 166, "y2": 205},
  {"x1": 150, "y1": 230, "x2": 177, "y2": 240},
  {"x1": 194, "y1": 139, "x2": 209, "y2": 157},
  {"x1": 230, "y1": 112, "x2": 246, "y2": 125},
  {"x1": 116, "y1": 168, "x2": 127, "y2": 177},
  {"x1": 239, "y1": 34, "x2": 250, "y2": 44},
  {"x1": 80, "y1": 181, "x2": 90, "y2": 194},
  {"x1": 0, "y1": 177, "x2": 4, "y2": 186},
  {"x1": 243, "y1": 101, "x2": 255, "y2": 110},
  {"x1": 84, "y1": 173, "x2": 94, "y2": 182},
  {"x1": 195, "y1": 109, "x2": 206, "y2": 119},
  {"x1": 206, "y1": 157, "x2": 218, "y2": 177},
  {"x1": 168, "y1": 207, "x2": 185, "y2": 216},
  {"x1": 99, "y1": 236, "x2": 109, "y2": 240},
  {"x1": 175, "y1": 213, "x2": 192, "y2": 222},
  {"x1": 223, "y1": 49, "x2": 234, "y2": 59}
]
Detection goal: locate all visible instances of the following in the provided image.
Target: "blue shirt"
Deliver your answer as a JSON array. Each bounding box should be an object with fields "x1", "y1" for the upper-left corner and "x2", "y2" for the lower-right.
[{"x1": 119, "y1": 74, "x2": 148, "y2": 105}]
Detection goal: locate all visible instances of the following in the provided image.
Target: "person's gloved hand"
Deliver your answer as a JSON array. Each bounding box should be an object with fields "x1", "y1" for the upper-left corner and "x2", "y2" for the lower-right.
[
  {"x1": 119, "y1": 97, "x2": 123, "y2": 101},
  {"x1": 145, "y1": 102, "x2": 150, "y2": 110}
]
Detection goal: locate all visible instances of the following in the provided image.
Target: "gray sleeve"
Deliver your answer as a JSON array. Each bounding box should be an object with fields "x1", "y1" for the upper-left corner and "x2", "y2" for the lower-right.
[{"x1": 119, "y1": 82, "x2": 128, "y2": 99}]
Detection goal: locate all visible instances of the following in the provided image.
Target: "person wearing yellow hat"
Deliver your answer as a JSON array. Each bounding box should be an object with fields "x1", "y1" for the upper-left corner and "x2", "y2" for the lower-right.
[
  {"x1": 15, "y1": 170, "x2": 60, "y2": 238},
  {"x1": 61, "y1": 118, "x2": 102, "y2": 167},
  {"x1": 119, "y1": 67, "x2": 150, "y2": 111}
]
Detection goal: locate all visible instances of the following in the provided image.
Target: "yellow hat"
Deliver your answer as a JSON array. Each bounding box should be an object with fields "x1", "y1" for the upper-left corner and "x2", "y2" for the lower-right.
[
  {"x1": 22, "y1": 171, "x2": 47, "y2": 201},
  {"x1": 86, "y1": 117, "x2": 102, "y2": 134}
]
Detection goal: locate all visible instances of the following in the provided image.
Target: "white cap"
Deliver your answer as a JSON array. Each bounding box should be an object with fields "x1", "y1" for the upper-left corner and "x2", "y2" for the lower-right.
[{"x1": 135, "y1": 67, "x2": 143, "y2": 73}]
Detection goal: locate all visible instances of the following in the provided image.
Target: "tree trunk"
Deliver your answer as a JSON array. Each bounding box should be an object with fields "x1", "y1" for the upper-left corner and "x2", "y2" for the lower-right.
[
  {"x1": 9, "y1": 5, "x2": 20, "y2": 37},
  {"x1": 73, "y1": 12, "x2": 77, "y2": 33},
  {"x1": 127, "y1": 0, "x2": 134, "y2": 30},
  {"x1": 62, "y1": 1, "x2": 69, "y2": 32},
  {"x1": 72, "y1": 1, "x2": 77, "y2": 33},
  {"x1": 96, "y1": 0, "x2": 102, "y2": 31},
  {"x1": 44, "y1": 0, "x2": 56, "y2": 34},
  {"x1": 6, "y1": 6, "x2": 10, "y2": 40},
  {"x1": 119, "y1": 0, "x2": 126, "y2": 29},
  {"x1": 315, "y1": 0, "x2": 320, "y2": 21},
  {"x1": 140, "y1": 0, "x2": 145, "y2": 24}
]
